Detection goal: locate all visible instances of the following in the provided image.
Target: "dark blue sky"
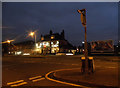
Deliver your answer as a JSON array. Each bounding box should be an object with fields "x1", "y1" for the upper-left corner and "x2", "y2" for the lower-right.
[{"x1": 2, "y1": 2, "x2": 118, "y2": 46}]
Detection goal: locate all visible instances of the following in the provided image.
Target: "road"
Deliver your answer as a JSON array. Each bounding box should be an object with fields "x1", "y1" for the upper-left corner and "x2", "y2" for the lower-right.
[{"x1": 2, "y1": 55, "x2": 119, "y2": 88}]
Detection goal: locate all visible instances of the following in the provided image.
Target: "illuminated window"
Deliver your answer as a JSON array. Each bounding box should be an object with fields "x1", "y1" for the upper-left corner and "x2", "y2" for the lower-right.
[
  {"x1": 57, "y1": 41, "x2": 59, "y2": 44},
  {"x1": 41, "y1": 37, "x2": 44, "y2": 40},
  {"x1": 51, "y1": 42, "x2": 53, "y2": 44},
  {"x1": 42, "y1": 42, "x2": 50, "y2": 47},
  {"x1": 51, "y1": 41, "x2": 59, "y2": 47},
  {"x1": 36, "y1": 43, "x2": 38, "y2": 47},
  {"x1": 51, "y1": 47, "x2": 59, "y2": 53},
  {"x1": 51, "y1": 35, "x2": 54, "y2": 39}
]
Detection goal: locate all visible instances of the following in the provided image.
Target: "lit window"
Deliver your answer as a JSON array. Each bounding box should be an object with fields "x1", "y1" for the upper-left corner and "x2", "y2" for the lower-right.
[
  {"x1": 36, "y1": 43, "x2": 41, "y2": 48},
  {"x1": 51, "y1": 36, "x2": 54, "y2": 39},
  {"x1": 41, "y1": 37, "x2": 44, "y2": 40},
  {"x1": 51, "y1": 42, "x2": 53, "y2": 44},
  {"x1": 57, "y1": 41, "x2": 59, "y2": 44},
  {"x1": 36, "y1": 43, "x2": 38, "y2": 47},
  {"x1": 42, "y1": 42, "x2": 50, "y2": 47}
]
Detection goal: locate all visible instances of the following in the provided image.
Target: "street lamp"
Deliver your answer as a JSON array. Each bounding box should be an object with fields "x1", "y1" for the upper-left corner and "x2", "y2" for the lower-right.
[
  {"x1": 7, "y1": 40, "x2": 11, "y2": 43},
  {"x1": 2, "y1": 40, "x2": 14, "y2": 44},
  {"x1": 29, "y1": 32, "x2": 36, "y2": 43},
  {"x1": 82, "y1": 41, "x2": 85, "y2": 44}
]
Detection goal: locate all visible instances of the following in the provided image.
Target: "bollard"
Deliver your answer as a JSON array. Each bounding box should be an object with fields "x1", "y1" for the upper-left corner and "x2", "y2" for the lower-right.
[
  {"x1": 81, "y1": 57, "x2": 85, "y2": 73},
  {"x1": 88, "y1": 57, "x2": 95, "y2": 73},
  {"x1": 81, "y1": 57, "x2": 95, "y2": 74}
]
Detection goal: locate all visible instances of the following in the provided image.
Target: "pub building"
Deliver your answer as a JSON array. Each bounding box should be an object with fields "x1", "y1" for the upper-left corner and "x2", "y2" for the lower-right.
[{"x1": 35, "y1": 30, "x2": 74, "y2": 54}]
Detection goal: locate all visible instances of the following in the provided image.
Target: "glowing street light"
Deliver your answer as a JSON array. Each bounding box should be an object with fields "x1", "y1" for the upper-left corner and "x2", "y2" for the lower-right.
[
  {"x1": 29, "y1": 31, "x2": 36, "y2": 43},
  {"x1": 29, "y1": 32, "x2": 35, "y2": 37},
  {"x1": 82, "y1": 41, "x2": 85, "y2": 44},
  {"x1": 7, "y1": 40, "x2": 11, "y2": 43},
  {"x1": 2, "y1": 40, "x2": 14, "y2": 44}
]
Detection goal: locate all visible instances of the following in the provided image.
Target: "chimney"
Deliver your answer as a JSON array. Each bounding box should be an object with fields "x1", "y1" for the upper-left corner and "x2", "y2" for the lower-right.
[
  {"x1": 61, "y1": 29, "x2": 65, "y2": 39},
  {"x1": 50, "y1": 30, "x2": 52, "y2": 35}
]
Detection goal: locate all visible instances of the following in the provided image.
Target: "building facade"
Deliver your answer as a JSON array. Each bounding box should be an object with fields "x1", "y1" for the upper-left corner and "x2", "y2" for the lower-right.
[
  {"x1": 7, "y1": 40, "x2": 35, "y2": 55},
  {"x1": 35, "y1": 30, "x2": 74, "y2": 54}
]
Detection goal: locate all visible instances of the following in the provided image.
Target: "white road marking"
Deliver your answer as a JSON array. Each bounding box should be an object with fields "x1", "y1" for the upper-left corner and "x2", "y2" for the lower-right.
[
  {"x1": 29, "y1": 75, "x2": 42, "y2": 80},
  {"x1": 7, "y1": 80, "x2": 24, "y2": 85},
  {"x1": 45, "y1": 68, "x2": 91, "y2": 88},
  {"x1": 32, "y1": 77, "x2": 45, "y2": 82},
  {"x1": 11, "y1": 82, "x2": 27, "y2": 87}
]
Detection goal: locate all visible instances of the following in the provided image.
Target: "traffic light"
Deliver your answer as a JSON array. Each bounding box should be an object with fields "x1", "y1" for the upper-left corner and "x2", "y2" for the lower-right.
[{"x1": 77, "y1": 9, "x2": 86, "y2": 27}]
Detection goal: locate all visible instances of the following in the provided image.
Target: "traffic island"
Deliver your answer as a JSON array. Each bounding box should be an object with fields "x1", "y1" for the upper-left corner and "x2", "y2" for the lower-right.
[{"x1": 53, "y1": 67, "x2": 118, "y2": 88}]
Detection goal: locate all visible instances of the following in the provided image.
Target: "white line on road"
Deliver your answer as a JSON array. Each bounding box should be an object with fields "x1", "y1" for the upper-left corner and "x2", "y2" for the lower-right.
[
  {"x1": 32, "y1": 77, "x2": 45, "y2": 82},
  {"x1": 7, "y1": 80, "x2": 24, "y2": 85},
  {"x1": 29, "y1": 75, "x2": 42, "y2": 80}
]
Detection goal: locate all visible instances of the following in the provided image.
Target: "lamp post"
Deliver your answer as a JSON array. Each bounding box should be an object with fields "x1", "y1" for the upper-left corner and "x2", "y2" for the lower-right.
[
  {"x1": 29, "y1": 32, "x2": 36, "y2": 43},
  {"x1": 29, "y1": 31, "x2": 37, "y2": 55},
  {"x1": 77, "y1": 9, "x2": 88, "y2": 73}
]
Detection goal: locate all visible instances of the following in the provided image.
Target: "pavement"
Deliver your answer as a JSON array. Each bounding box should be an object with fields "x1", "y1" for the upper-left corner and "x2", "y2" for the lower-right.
[{"x1": 53, "y1": 67, "x2": 119, "y2": 88}]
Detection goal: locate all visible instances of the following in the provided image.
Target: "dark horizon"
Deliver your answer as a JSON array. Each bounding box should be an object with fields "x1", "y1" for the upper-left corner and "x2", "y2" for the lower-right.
[{"x1": 2, "y1": 2, "x2": 118, "y2": 46}]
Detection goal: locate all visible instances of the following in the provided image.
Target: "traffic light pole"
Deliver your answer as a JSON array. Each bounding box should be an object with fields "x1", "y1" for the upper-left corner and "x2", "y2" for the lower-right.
[
  {"x1": 77, "y1": 9, "x2": 89, "y2": 74},
  {"x1": 84, "y1": 26, "x2": 88, "y2": 73}
]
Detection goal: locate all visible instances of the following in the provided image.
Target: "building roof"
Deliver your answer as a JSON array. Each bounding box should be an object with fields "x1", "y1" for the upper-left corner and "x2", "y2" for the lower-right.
[{"x1": 40, "y1": 30, "x2": 65, "y2": 41}]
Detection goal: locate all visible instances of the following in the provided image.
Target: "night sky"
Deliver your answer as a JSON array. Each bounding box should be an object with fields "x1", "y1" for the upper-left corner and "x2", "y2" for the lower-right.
[{"x1": 2, "y1": 2, "x2": 118, "y2": 46}]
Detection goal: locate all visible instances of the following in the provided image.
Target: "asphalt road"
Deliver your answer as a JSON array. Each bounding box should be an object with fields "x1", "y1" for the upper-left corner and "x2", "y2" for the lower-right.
[{"x1": 2, "y1": 55, "x2": 119, "y2": 88}]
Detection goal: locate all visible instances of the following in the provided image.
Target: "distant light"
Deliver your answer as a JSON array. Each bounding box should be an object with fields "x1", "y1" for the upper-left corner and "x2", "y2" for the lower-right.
[
  {"x1": 116, "y1": 46, "x2": 118, "y2": 47},
  {"x1": 15, "y1": 51, "x2": 22, "y2": 55},
  {"x1": 2, "y1": 39, "x2": 14, "y2": 44},
  {"x1": 82, "y1": 41, "x2": 85, "y2": 44},
  {"x1": 51, "y1": 42, "x2": 53, "y2": 44},
  {"x1": 89, "y1": 57, "x2": 93, "y2": 60},
  {"x1": 52, "y1": 44, "x2": 58, "y2": 47},
  {"x1": 51, "y1": 41, "x2": 59, "y2": 47},
  {"x1": 41, "y1": 37, "x2": 44, "y2": 40},
  {"x1": 66, "y1": 53, "x2": 73, "y2": 55},
  {"x1": 8, "y1": 52, "x2": 10, "y2": 54},
  {"x1": 29, "y1": 32, "x2": 35, "y2": 37},
  {"x1": 83, "y1": 49, "x2": 84, "y2": 51},
  {"x1": 57, "y1": 41, "x2": 59, "y2": 44},
  {"x1": 51, "y1": 36, "x2": 54, "y2": 39},
  {"x1": 81, "y1": 57, "x2": 85, "y2": 60},
  {"x1": 36, "y1": 43, "x2": 39, "y2": 48},
  {"x1": 46, "y1": 42, "x2": 49, "y2": 46},
  {"x1": 23, "y1": 53, "x2": 30, "y2": 55},
  {"x1": 34, "y1": 48, "x2": 40, "y2": 51},
  {"x1": 7, "y1": 40, "x2": 11, "y2": 43},
  {"x1": 36, "y1": 43, "x2": 38, "y2": 46}
]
